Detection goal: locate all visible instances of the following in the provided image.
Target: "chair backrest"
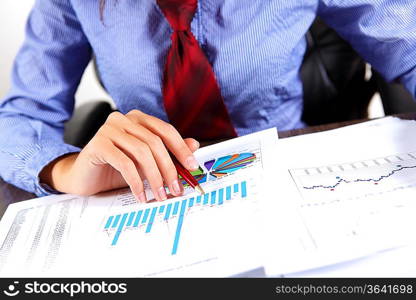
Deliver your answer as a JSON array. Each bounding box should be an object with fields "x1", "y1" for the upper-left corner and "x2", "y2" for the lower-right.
[
  {"x1": 301, "y1": 18, "x2": 377, "y2": 126},
  {"x1": 374, "y1": 71, "x2": 416, "y2": 115},
  {"x1": 64, "y1": 101, "x2": 113, "y2": 148}
]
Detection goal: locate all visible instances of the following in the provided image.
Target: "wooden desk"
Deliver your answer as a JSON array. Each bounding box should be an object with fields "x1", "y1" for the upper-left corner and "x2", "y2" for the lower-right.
[
  {"x1": 1, "y1": 113, "x2": 415, "y2": 219},
  {"x1": 0, "y1": 175, "x2": 35, "y2": 217}
]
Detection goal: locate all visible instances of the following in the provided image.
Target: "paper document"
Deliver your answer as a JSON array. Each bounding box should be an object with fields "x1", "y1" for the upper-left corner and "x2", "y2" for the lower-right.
[
  {"x1": 3, "y1": 117, "x2": 416, "y2": 277},
  {"x1": 265, "y1": 117, "x2": 416, "y2": 276},
  {"x1": 0, "y1": 129, "x2": 277, "y2": 277}
]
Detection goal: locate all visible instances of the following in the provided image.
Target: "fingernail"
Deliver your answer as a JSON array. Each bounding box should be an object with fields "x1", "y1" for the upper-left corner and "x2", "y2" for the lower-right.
[
  {"x1": 138, "y1": 192, "x2": 147, "y2": 203},
  {"x1": 172, "y1": 179, "x2": 182, "y2": 195},
  {"x1": 186, "y1": 156, "x2": 199, "y2": 170},
  {"x1": 158, "y1": 187, "x2": 167, "y2": 201}
]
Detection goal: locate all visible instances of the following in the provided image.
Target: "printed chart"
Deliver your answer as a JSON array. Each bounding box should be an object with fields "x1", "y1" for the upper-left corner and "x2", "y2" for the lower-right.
[
  {"x1": 103, "y1": 181, "x2": 248, "y2": 255},
  {"x1": 180, "y1": 153, "x2": 257, "y2": 186},
  {"x1": 289, "y1": 152, "x2": 416, "y2": 205},
  {"x1": 89, "y1": 176, "x2": 263, "y2": 277},
  {"x1": 0, "y1": 128, "x2": 277, "y2": 277},
  {"x1": 87, "y1": 146, "x2": 265, "y2": 276},
  {"x1": 286, "y1": 151, "x2": 416, "y2": 256}
]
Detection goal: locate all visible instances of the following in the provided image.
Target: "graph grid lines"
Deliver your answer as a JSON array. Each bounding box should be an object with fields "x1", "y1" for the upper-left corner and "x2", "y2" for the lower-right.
[
  {"x1": 290, "y1": 152, "x2": 416, "y2": 192},
  {"x1": 303, "y1": 165, "x2": 416, "y2": 190}
]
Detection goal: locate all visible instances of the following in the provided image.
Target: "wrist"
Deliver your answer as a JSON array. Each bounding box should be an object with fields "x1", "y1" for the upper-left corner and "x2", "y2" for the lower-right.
[{"x1": 39, "y1": 153, "x2": 79, "y2": 192}]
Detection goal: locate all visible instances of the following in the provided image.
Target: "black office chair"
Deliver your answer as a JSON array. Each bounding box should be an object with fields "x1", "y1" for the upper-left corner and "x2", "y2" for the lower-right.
[
  {"x1": 374, "y1": 71, "x2": 416, "y2": 115},
  {"x1": 64, "y1": 100, "x2": 113, "y2": 148},
  {"x1": 64, "y1": 18, "x2": 413, "y2": 148},
  {"x1": 300, "y1": 18, "x2": 415, "y2": 122},
  {"x1": 300, "y1": 18, "x2": 377, "y2": 126}
]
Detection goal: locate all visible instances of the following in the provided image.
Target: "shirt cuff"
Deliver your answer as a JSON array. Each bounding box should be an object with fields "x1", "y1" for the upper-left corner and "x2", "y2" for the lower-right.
[{"x1": 25, "y1": 143, "x2": 81, "y2": 197}]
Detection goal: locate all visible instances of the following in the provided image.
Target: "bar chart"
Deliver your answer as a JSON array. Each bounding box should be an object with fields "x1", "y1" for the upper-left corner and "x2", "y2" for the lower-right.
[{"x1": 103, "y1": 181, "x2": 248, "y2": 255}]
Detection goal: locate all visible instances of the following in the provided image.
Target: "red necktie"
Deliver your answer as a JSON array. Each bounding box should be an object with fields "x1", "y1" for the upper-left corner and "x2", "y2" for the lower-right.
[{"x1": 157, "y1": 0, "x2": 237, "y2": 141}]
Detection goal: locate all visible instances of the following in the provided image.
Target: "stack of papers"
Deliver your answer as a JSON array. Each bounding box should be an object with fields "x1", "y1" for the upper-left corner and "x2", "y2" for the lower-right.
[
  {"x1": 1, "y1": 117, "x2": 416, "y2": 277},
  {"x1": 0, "y1": 129, "x2": 277, "y2": 277},
  {"x1": 265, "y1": 117, "x2": 416, "y2": 276}
]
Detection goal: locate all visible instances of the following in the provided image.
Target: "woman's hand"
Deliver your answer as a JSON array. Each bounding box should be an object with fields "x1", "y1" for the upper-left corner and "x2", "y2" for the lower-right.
[{"x1": 40, "y1": 110, "x2": 200, "y2": 202}]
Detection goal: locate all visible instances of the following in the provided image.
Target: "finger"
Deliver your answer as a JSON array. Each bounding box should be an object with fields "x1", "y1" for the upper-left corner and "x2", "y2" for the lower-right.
[
  {"x1": 98, "y1": 140, "x2": 146, "y2": 203},
  {"x1": 106, "y1": 114, "x2": 182, "y2": 198},
  {"x1": 106, "y1": 129, "x2": 168, "y2": 202},
  {"x1": 128, "y1": 110, "x2": 200, "y2": 171},
  {"x1": 126, "y1": 126, "x2": 184, "y2": 197},
  {"x1": 184, "y1": 138, "x2": 200, "y2": 153},
  {"x1": 109, "y1": 117, "x2": 183, "y2": 197}
]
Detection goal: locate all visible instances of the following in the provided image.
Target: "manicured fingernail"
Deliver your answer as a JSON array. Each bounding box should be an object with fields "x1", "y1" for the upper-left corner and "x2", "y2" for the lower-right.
[
  {"x1": 158, "y1": 187, "x2": 167, "y2": 201},
  {"x1": 138, "y1": 192, "x2": 147, "y2": 203},
  {"x1": 172, "y1": 179, "x2": 182, "y2": 195},
  {"x1": 186, "y1": 156, "x2": 199, "y2": 170}
]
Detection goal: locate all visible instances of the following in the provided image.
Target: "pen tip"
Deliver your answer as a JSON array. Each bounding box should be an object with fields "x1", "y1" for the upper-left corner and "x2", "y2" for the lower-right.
[{"x1": 195, "y1": 185, "x2": 205, "y2": 195}]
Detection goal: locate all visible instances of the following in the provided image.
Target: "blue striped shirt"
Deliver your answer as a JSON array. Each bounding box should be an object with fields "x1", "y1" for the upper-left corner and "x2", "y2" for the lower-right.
[{"x1": 1, "y1": 0, "x2": 416, "y2": 196}]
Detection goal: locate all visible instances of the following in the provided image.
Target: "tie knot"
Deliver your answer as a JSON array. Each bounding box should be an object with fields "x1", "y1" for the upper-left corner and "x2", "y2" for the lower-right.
[{"x1": 157, "y1": 0, "x2": 197, "y2": 31}]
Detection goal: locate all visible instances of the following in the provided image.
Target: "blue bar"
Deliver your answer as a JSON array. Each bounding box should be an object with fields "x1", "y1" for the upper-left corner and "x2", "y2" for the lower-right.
[
  {"x1": 172, "y1": 199, "x2": 188, "y2": 255},
  {"x1": 164, "y1": 203, "x2": 172, "y2": 220},
  {"x1": 111, "y1": 213, "x2": 128, "y2": 246},
  {"x1": 126, "y1": 212, "x2": 136, "y2": 227},
  {"x1": 159, "y1": 205, "x2": 165, "y2": 214},
  {"x1": 196, "y1": 196, "x2": 201, "y2": 204},
  {"x1": 241, "y1": 181, "x2": 247, "y2": 198},
  {"x1": 210, "y1": 190, "x2": 217, "y2": 205},
  {"x1": 203, "y1": 193, "x2": 209, "y2": 205},
  {"x1": 145, "y1": 207, "x2": 158, "y2": 233},
  {"x1": 226, "y1": 186, "x2": 232, "y2": 200},
  {"x1": 218, "y1": 188, "x2": 224, "y2": 205},
  {"x1": 172, "y1": 201, "x2": 179, "y2": 215},
  {"x1": 234, "y1": 183, "x2": 239, "y2": 193},
  {"x1": 141, "y1": 208, "x2": 150, "y2": 224},
  {"x1": 133, "y1": 210, "x2": 143, "y2": 227},
  {"x1": 111, "y1": 215, "x2": 121, "y2": 228},
  {"x1": 188, "y1": 197, "x2": 194, "y2": 207},
  {"x1": 104, "y1": 216, "x2": 114, "y2": 229}
]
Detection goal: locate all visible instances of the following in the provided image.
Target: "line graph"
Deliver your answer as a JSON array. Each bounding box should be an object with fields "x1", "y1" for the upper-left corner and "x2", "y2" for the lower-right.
[
  {"x1": 290, "y1": 152, "x2": 416, "y2": 204},
  {"x1": 287, "y1": 150, "x2": 416, "y2": 257},
  {"x1": 303, "y1": 165, "x2": 416, "y2": 190}
]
